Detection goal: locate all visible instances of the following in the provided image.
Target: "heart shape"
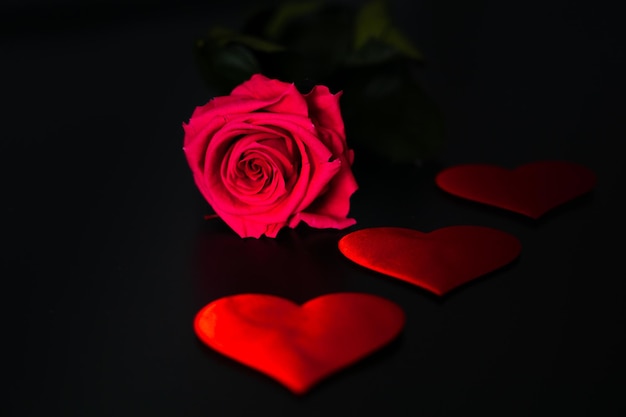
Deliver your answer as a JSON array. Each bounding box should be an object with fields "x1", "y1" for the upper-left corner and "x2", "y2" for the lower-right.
[
  {"x1": 435, "y1": 161, "x2": 597, "y2": 218},
  {"x1": 338, "y1": 226, "x2": 521, "y2": 296},
  {"x1": 194, "y1": 293, "x2": 405, "y2": 394}
]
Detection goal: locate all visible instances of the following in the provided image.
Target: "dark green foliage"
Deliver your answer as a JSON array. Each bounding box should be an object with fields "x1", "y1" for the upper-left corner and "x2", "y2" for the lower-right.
[{"x1": 193, "y1": 0, "x2": 445, "y2": 163}]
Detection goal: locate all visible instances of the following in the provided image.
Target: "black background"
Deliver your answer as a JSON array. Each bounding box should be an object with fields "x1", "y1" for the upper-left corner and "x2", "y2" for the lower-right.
[{"x1": 3, "y1": 1, "x2": 625, "y2": 416}]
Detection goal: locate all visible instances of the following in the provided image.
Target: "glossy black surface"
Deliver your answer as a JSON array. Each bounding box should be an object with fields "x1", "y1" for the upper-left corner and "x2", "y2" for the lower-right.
[{"x1": 3, "y1": 1, "x2": 625, "y2": 416}]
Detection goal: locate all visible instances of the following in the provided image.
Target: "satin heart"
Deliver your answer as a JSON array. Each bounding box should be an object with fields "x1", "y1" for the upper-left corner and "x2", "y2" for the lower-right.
[
  {"x1": 194, "y1": 293, "x2": 405, "y2": 394},
  {"x1": 338, "y1": 226, "x2": 521, "y2": 296},
  {"x1": 435, "y1": 161, "x2": 596, "y2": 218}
]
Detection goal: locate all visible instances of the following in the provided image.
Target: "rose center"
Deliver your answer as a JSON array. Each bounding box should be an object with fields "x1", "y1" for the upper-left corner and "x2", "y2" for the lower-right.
[
  {"x1": 222, "y1": 133, "x2": 303, "y2": 205},
  {"x1": 238, "y1": 154, "x2": 271, "y2": 187}
]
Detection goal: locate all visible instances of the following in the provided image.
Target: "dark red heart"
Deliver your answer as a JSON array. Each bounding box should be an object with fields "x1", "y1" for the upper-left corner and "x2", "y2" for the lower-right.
[
  {"x1": 435, "y1": 161, "x2": 597, "y2": 218},
  {"x1": 338, "y1": 226, "x2": 521, "y2": 296},
  {"x1": 194, "y1": 293, "x2": 405, "y2": 394}
]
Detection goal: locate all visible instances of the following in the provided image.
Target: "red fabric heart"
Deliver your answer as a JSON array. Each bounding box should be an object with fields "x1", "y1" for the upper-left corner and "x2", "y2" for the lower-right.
[
  {"x1": 338, "y1": 226, "x2": 521, "y2": 296},
  {"x1": 435, "y1": 161, "x2": 596, "y2": 218},
  {"x1": 194, "y1": 293, "x2": 405, "y2": 394}
]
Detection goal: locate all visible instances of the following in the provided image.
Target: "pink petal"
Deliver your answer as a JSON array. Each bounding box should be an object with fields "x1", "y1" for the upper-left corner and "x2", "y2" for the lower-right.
[{"x1": 230, "y1": 74, "x2": 309, "y2": 117}]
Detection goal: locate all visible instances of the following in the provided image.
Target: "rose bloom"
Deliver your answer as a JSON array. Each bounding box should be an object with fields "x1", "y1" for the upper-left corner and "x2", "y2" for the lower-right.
[{"x1": 183, "y1": 74, "x2": 358, "y2": 238}]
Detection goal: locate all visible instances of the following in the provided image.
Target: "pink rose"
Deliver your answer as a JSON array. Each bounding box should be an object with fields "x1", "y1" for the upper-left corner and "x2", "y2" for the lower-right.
[{"x1": 183, "y1": 74, "x2": 358, "y2": 238}]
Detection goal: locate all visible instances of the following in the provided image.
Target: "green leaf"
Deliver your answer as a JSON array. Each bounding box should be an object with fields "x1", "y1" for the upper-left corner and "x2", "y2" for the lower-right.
[
  {"x1": 340, "y1": 70, "x2": 445, "y2": 163},
  {"x1": 264, "y1": 1, "x2": 325, "y2": 39},
  {"x1": 254, "y1": 5, "x2": 354, "y2": 85},
  {"x1": 344, "y1": 38, "x2": 397, "y2": 67},
  {"x1": 354, "y1": 0, "x2": 389, "y2": 49},
  {"x1": 194, "y1": 39, "x2": 261, "y2": 94},
  {"x1": 213, "y1": 44, "x2": 260, "y2": 78},
  {"x1": 382, "y1": 26, "x2": 422, "y2": 60},
  {"x1": 353, "y1": 0, "x2": 422, "y2": 61},
  {"x1": 208, "y1": 26, "x2": 285, "y2": 53}
]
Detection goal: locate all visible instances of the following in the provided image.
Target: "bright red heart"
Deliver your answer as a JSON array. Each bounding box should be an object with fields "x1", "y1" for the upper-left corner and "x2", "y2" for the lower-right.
[
  {"x1": 435, "y1": 161, "x2": 597, "y2": 218},
  {"x1": 338, "y1": 226, "x2": 521, "y2": 296},
  {"x1": 194, "y1": 293, "x2": 405, "y2": 394}
]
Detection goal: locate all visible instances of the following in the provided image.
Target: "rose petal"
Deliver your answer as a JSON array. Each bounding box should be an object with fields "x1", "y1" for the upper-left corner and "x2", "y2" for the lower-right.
[
  {"x1": 301, "y1": 156, "x2": 358, "y2": 222},
  {"x1": 288, "y1": 211, "x2": 357, "y2": 231},
  {"x1": 198, "y1": 114, "x2": 342, "y2": 235},
  {"x1": 230, "y1": 74, "x2": 309, "y2": 117},
  {"x1": 182, "y1": 74, "x2": 359, "y2": 238},
  {"x1": 203, "y1": 121, "x2": 291, "y2": 213},
  {"x1": 304, "y1": 86, "x2": 345, "y2": 138}
]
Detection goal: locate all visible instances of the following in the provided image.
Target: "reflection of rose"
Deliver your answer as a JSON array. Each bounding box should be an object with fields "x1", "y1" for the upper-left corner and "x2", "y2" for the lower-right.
[
  {"x1": 183, "y1": 74, "x2": 358, "y2": 238},
  {"x1": 191, "y1": 228, "x2": 347, "y2": 305}
]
